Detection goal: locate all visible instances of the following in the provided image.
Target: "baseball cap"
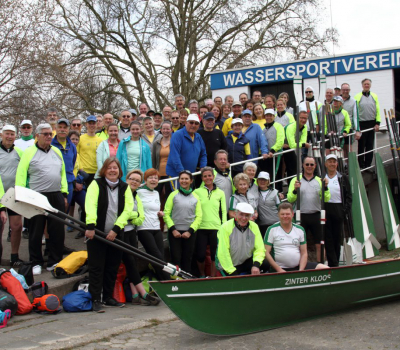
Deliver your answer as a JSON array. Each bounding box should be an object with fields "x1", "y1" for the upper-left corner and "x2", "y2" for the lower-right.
[
  {"x1": 20, "y1": 120, "x2": 32, "y2": 126},
  {"x1": 231, "y1": 118, "x2": 243, "y2": 125},
  {"x1": 258, "y1": 171, "x2": 270, "y2": 180},
  {"x1": 129, "y1": 109, "x2": 137, "y2": 115},
  {"x1": 236, "y1": 202, "x2": 254, "y2": 215},
  {"x1": 232, "y1": 101, "x2": 242, "y2": 107},
  {"x1": 154, "y1": 112, "x2": 163, "y2": 117},
  {"x1": 2, "y1": 125, "x2": 16, "y2": 133},
  {"x1": 326, "y1": 154, "x2": 338, "y2": 161},
  {"x1": 242, "y1": 109, "x2": 252, "y2": 116},
  {"x1": 333, "y1": 96, "x2": 343, "y2": 103},
  {"x1": 57, "y1": 118, "x2": 70, "y2": 126},
  {"x1": 264, "y1": 108, "x2": 275, "y2": 115},
  {"x1": 187, "y1": 114, "x2": 200, "y2": 123},
  {"x1": 86, "y1": 115, "x2": 97, "y2": 122},
  {"x1": 334, "y1": 86, "x2": 341, "y2": 90},
  {"x1": 147, "y1": 110, "x2": 155, "y2": 116},
  {"x1": 203, "y1": 112, "x2": 215, "y2": 120}
]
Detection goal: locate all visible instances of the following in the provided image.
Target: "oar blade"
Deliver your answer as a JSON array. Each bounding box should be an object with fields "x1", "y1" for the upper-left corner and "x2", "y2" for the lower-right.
[
  {"x1": 1, "y1": 188, "x2": 46, "y2": 218},
  {"x1": 15, "y1": 186, "x2": 57, "y2": 213}
]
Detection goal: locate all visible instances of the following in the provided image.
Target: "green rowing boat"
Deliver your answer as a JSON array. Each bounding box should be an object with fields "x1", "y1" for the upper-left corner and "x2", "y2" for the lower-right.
[{"x1": 149, "y1": 259, "x2": 400, "y2": 335}]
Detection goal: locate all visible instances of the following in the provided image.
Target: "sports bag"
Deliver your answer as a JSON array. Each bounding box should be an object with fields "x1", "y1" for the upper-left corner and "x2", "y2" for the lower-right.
[
  {"x1": 31, "y1": 281, "x2": 49, "y2": 299},
  {"x1": 62, "y1": 290, "x2": 92, "y2": 312},
  {"x1": 0, "y1": 288, "x2": 18, "y2": 316},
  {"x1": 18, "y1": 262, "x2": 34, "y2": 286},
  {"x1": 113, "y1": 264, "x2": 126, "y2": 303},
  {"x1": 0, "y1": 309, "x2": 11, "y2": 329},
  {"x1": 32, "y1": 294, "x2": 61, "y2": 314},
  {"x1": 52, "y1": 251, "x2": 88, "y2": 279},
  {"x1": 0, "y1": 269, "x2": 32, "y2": 315}
]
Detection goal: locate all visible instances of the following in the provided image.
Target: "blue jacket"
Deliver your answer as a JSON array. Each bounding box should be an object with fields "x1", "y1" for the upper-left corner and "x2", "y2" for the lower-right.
[
  {"x1": 116, "y1": 136, "x2": 152, "y2": 181},
  {"x1": 243, "y1": 123, "x2": 269, "y2": 163},
  {"x1": 51, "y1": 136, "x2": 77, "y2": 183},
  {"x1": 166, "y1": 127, "x2": 207, "y2": 177},
  {"x1": 226, "y1": 132, "x2": 250, "y2": 173}
]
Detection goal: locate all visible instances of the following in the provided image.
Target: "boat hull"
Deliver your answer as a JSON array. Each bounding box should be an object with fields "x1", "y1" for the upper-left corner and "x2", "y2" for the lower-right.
[{"x1": 149, "y1": 260, "x2": 400, "y2": 335}]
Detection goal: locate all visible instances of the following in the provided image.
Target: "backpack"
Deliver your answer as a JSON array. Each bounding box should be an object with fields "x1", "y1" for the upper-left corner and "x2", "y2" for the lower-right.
[
  {"x1": 31, "y1": 281, "x2": 49, "y2": 299},
  {"x1": 0, "y1": 288, "x2": 18, "y2": 316},
  {"x1": 52, "y1": 251, "x2": 88, "y2": 279},
  {"x1": 62, "y1": 290, "x2": 92, "y2": 312},
  {"x1": 32, "y1": 294, "x2": 61, "y2": 314},
  {"x1": 18, "y1": 262, "x2": 34, "y2": 287},
  {"x1": 0, "y1": 269, "x2": 32, "y2": 315}
]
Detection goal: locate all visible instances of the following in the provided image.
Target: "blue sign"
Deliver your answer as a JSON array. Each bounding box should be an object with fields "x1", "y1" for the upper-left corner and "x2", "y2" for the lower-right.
[{"x1": 210, "y1": 48, "x2": 400, "y2": 90}]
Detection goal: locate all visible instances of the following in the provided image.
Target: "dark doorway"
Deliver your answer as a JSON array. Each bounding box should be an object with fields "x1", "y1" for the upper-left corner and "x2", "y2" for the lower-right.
[
  {"x1": 394, "y1": 68, "x2": 400, "y2": 122},
  {"x1": 250, "y1": 81, "x2": 297, "y2": 111}
]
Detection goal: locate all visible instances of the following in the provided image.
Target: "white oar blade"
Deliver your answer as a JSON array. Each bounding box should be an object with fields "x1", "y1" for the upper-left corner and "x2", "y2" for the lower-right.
[
  {"x1": 15, "y1": 186, "x2": 57, "y2": 213},
  {"x1": 1, "y1": 188, "x2": 46, "y2": 219},
  {"x1": 368, "y1": 233, "x2": 382, "y2": 250}
]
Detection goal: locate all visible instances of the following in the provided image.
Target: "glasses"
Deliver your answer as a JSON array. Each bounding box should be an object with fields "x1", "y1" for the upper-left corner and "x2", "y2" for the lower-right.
[
  {"x1": 72, "y1": 123, "x2": 81, "y2": 127},
  {"x1": 39, "y1": 133, "x2": 53, "y2": 137},
  {"x1": 188, "y1": 121, "x2": 200, "y2": 125},
  {"x1": 122, "y1": 115, "x2": 131, "y2": 118},
  {"x1": 171, "y1": 117, "x2": 179, "y2": 120},
  {"x1": 127, "y1": 178, "x2": 141, "y2": 183},
  {"x1": 304, "y1": 163, "x2": 315, "y2": 166},
  {"x1": 305, "y1": 91, "x2": 313, "y2": 94},
  {"x1": 21, "y1": 126, "x2": 32, "y2": 129}
]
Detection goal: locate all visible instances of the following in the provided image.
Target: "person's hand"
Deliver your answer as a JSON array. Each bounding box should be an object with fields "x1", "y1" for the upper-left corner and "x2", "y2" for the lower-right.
[
  {"x1": 75, "y1": 183, "x2": 83, "y2": 191},
  {"x1": 374, "y1": 124, "x2": 380, "y2": 132},
  {"x1": 278, "y1": 193, "x2": 285, "y2": 200},
  {"x1": 64, "y1": 198, "x2": 68, "y2": 211},
  {"x1": 343, "y1": 132, "x2": 348, "y2": 137},
  {"x1": 157, "y1": 211, "x2": 164, "y2": 218},
  {"x1": 262, "y1": 153, "x2": 268, "y2": 159},
  {"x1": 251, "y1": 266, "x2": 260, "y2": 275},
  {"x1": 106, "y1": 230, "x2": 117, "y2": 241},
  {"x1": 355, "y1": 131, "x2": 362, "y2": 140},
  {"x1": 324, "y1": 178, "x2": 329, "y2": 186},
  {"x1": 172, "y1": 230, "x2": 182, "y2": 238},
  {"x1": 283, "y1": 144, "x2": 289, "y2": 149},
  {"x1": 305, "y1": 143, "x2": 311, "y2": 149},
  {"x1": 85, "y1": 230, "x2": 95, "y2": 240},
  {"x1": 294, "y1": 180, "x2": 301, "y2": 189},
  {"x1": 0, "y1": 211, "x2": 7, "y2": 225},
  {"x1": 276, "y1": 267, "x2": 286, "y2": 273},
  {"x1": 251, "y1": 212, "x2": 258, "y2": 220},
  {"x1": 181, "y1": 231, "x2": 191, "y2": 239}
]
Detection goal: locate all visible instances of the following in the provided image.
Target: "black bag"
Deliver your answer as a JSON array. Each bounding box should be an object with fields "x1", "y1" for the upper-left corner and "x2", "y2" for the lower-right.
[
  {"x1": 72, "y1": 276, "x2": 89, "y2": 293},
  {"x1": 31, "y1": 282, "x2": 49, "y2": 299},
  {"x1": 0, "y1": 288, "x2": 18, "y2": 316},
  {"x1": 18, "y1": 262, "x2": 34, "y2": 286}
]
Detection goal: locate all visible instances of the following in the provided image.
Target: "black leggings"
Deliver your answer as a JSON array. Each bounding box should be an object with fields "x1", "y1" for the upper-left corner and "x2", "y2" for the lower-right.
[
  {"x1": 358, "y1": 120, "x2": 376, "y2": 169},
  {"x1": 301, "y1": 212, "x2": 321, "y2": 244},
  {"x1": 122, "y1": 229, "x2": 141, "y2": 286},
  {"x1": 325, "y1": 203, "x2": 344, "y2": 267},
  {"x1": 195, "y1": 229, "x2": 218, "y2": 263},
  {"x1": 168, "y1": 229, "x2": 197, "y2": 273},
  {"x1": 222, "y1": 258, "x2": 270, "y2": 276}
]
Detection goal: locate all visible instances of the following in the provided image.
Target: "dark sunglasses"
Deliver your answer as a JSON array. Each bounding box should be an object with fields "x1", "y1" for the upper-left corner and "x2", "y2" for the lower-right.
[
  {"x1": 21, "y1": 126, "x2": 32, "y2": 129},
  {"x1": 188, "y1": 121, "x2": 200, "y2": 125},
  {"x1": 39, "y1": 132, "x2": 53, "y2": 137},
  {"x1": 122, "y1": 115, "x2": 131, "y2": 118},
  {"x1": 304, "y1": 163, "x2": 315, "y2": 166},
  {"x1": 72, "y1": 123, "x2": 81, "y2": 127},
  {"x1": 305, "y1": 91, "x2": 313, "y2": 94}
]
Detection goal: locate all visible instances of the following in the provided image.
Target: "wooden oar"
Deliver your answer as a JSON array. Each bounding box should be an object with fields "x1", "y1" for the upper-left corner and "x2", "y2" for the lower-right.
[{"x1": 3, "y1": 187, "x2": 194, "y2": 279}]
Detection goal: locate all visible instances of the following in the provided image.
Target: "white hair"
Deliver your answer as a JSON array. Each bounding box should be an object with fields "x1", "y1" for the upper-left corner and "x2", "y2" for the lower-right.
[{"x1": 243, "y1": 162, "x2": 257, "y2": 171}]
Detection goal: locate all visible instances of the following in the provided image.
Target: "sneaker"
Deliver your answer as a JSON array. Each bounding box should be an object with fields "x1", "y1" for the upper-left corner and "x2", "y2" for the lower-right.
[
  {"x1": 22, "y1": 229, "x2": 29, "y2": 239},
  {"x1": 10, "y1": 259, "x2": 25, "y2": 268},
  {"x1": 75, "y1": 231, "x2": 85, "y2": 239},
  {"x1": 63, "y1": 246, "x2": 76, "y2": 255},
  {"x1": 102, "y1": 297, "x2": 125, "y2": 308},
  {"x1": 131, "y1": 295, "x2": 141, "y2": 305},
  {"x1": 33, "y1": 265, "x2": 42, "y2": 275},
  {"x1": 92, "y1": 300, "x2": 105, "y2": 313},
  {"x1": 139, "y1": 294, "x2": 160, "y2": 306},
  {"x1": 46, "y1": 263, "x2": 57, "y2": 272},
  {"x1": 42, "y1": 238, "x2": 46, "y2": 245}
]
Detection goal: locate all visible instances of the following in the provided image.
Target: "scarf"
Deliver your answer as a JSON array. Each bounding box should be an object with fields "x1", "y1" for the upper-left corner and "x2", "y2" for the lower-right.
[{"x1": 21, "y1": 135, "x2": 34, "y2": 141}]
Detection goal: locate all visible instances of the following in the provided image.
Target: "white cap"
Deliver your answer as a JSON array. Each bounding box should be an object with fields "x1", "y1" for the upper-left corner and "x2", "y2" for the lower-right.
[
  {"x1": 326, "y1": 154, "x2": 338, "y2": 161},
  {"x1": 231, "y1": 118, "x2": 243, "y2": 125},
  {"x1": 187, "y1": 114, "x2": 200, "y2": 123},
  {"x1": 2, "y1": 125, "x2": 16, "y2": 133},
  {"x1": 20, "y1": 120, "x2": 33, "y2": 126},
  {"x1": 258, "y1": 171, "x2": 270, "y2": 180},
  {"x1": 305, "y1": 86, "x2": 314, "y2": 92},
  {"x1": 236, "y1": 202, "x2": 254, "y2": 215},
  {"x1": 334, "y1": 86, "x2": 341, "y2": 90},
  {"x1": 264, "y1": 108, "x2": 275, "y2": 115}
]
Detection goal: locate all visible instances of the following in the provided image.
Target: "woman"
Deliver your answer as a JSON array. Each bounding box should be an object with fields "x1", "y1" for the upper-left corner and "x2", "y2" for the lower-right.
[
  {"x1": 164, "y1": 170, "x2": 202, "y2": 273},
  {"x1": 256, "y1": 171, "x2": 281, "y2": 238},
  {"x1": 96, "y1": 123, "x2": 120, "y2": 178},
  {"x1": 142, "y1": 116, "x2": 160, "y2": 150},
  {"x1": 117, "y1": 121, "x2": 152, "y2": 181},
  {"x1": 211, "y1": 105, "x2": 223, "y2": 129},
  {"x1": 229, "y1": 173, "x2": 258, "y2": 221},
  {"x1": 278, "y1": 92, "x2": 294, "y2": 115},
  {"x1": 124, "y1": 169, "x2": 160, "y2": 305},
  {"x1": 243, "y1": 162, "x2": 259, "y2": 200},
  {"x1": 264, "y1": 94, "x2": 277, "y2": 112},
  {"x1": 220, "y1": 104, "x2": 231, "y2": 125},
  {"x1": 252, "y1": 102, "x2": 265, "y2": 129},
  {"x1": 194, "y1": 167, "x2": 227, "y2": 277},
  {"x1": 85, "y1": 157, "x2": 134, "y2": 313},
  {"x1": 137, "y1": 168, "x2": 168, "y2": 280},
  {"x1": 179, "y1": 109, "x2": 188, "y2": 126},
  {"x1": 152, "y1": 121, "x2": 173, "y2": 201},
  {"x1": 244, "y1": 99, "x2": 254, "y2": 112},
  {"x1": 275, "y1": 99, "x2": 295, "y2": 127}
]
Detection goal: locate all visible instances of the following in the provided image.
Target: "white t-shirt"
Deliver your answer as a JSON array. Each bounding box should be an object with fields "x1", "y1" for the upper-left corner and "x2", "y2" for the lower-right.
[
  {"x1": 264, "y1": 223, "x2": 306, "y2": 269},
  {"x1": 326, "y1": 174, "x2": 341, "y2": 203},
  {"x1": 137, "y1": 188, "x2": 161, "y2": 230}
]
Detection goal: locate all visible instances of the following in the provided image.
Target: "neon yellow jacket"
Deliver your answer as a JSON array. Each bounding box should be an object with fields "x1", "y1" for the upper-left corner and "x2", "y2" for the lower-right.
[
  {"x1": 285, "y1": 123, "x2": 307, "y2": 149},
  {"x1": 15, "y1": 144, "x2": 68, "y2": 195},
  {"x1": 222, "y1": 117, "x2": 233, "y2": 136},
  {"x1": 216, "y1": 219, "x2": 266, "y2": 274},
  {"x1": 130, "y1": 192, "x2": 145, "y2": 226},
  {"x1": 0, "y1": 176, "x2": 4, "y2": 210},
  {"x1": 319, "y1": 109, "x2": 352, "y2": 134},
  {"x1": 354, "y1": 92, "x2": 381, "y2": 124},
  {"x1": 287, "y1": 174, "x2": 331, "y2": 203}
]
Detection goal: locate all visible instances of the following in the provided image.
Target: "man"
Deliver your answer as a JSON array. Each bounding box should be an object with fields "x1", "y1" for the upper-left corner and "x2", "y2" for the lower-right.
[
  {"x1": 16, "y1": 124, "x2": 68, "y2": 272},
  {"x1": 46, "y1": 107, "x2": 58, "y2": 137},
  {"x1": 0, "y1": 125, "x2": 23, "y2": 266},
  {"x1": 334, "y1": 86, "x2": 341, "y2": 97},
  {"x1": 222, "y1": 101, "x2": 243, "y2": 136},
  {"x1": 252, "y1": 91, "x2": 263, "y2": 104},
  {"x1": 287, "y1": 156, "x2": 331, "y2": 262},
  {"x1": 162, "y1": 106, "x2": 172, "y2": 121},
  {"x1": 198, "y1": 112, "x2": 227, "y2": 167},
  {"x1": 213, "y1": 96, "x2": 223, "y2": 107},
  {"x1": 166, "y1": 114, "x2": 207, "y2": 189},
  {"x1": 174, "y1": 94, "x2": 186, "y2": 111},
  {"x1": 325, "y1": 154, "x2": 352, "y2": 267},
  {"x1": 224, "y1": 95, "x2": 234, "y2": 107},
  {"x1": 241, "y1": 109, "x2": 268, "y2": 163},
  {"x1": 96, "y1": 115, "x2": 104, "y2": 130},
  {"x1": 15, "y1": 120, "x2": 35, "y2": 151},
  {"x1": 153, "y1": 112, "x2": 163, "y2": 132},
  {"x1": 96, "y1": 113, "x2": 113, "y2": 140},
  {"x1": 341, "y1": 83, "x2": 361, "y2": 144},
  {"x1": 129, "y1": 109, "x2": 137, "y2": 121},
  {"x1": 216, "y1": 202, "x2": 269, "y2": 276},
  {"x1": 146, "y1": 110, "x2": 155, "y2": 117},
  {"x1": 70, "y1": 118, "x2": 83, "y2": 134},
  {"x1": 205, "y1": 99, "x2": 214, "y2": 110},
  {"x1": 189, "y1": 100, "x2": 199, "y2": 115},
  {"x1": 213, "y1": 150, "x2": 233, "y2": 212},
  {"x1": 265, "y1": 202, "x2": 329, "y2": 272},
  {"x1": 354, "y1": 78, "x2": 380, "y2": 169},
  {"x1": 239, "y1": 93, "x2": 248, "y2": 106},
  {"x1": 118, "y1": 110, "x2": 132, "y2": 140},
  {"x1": 77, "y1": 116, "x2": 103, "y2": 187},
  {"x1": 325, "y1": 88, "x2": 334, "y2": 104},
  {"x1": 171, "y1": 110, "x2": 183, "y2": 132},
  {"x1": 139, "y1": 102, "x2": 150, "y2": 115}
]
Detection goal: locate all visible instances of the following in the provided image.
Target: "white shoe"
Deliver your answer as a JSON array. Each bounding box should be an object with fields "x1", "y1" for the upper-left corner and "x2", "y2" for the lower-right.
[
  {"x1": 46, "y1": 263, "x2": 57, "y2": 272},
  {"x1": 42, "y1": 238, "x2": 46, "y2": 245},
  {"x1": 33, "y1": 265, "x2": 42, "y2": 275}
]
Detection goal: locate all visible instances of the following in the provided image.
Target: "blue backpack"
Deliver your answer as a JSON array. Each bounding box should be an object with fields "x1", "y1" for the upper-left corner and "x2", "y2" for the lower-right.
[{"x1": 62, "y1": 290, "x2": 92, "y2": 312}]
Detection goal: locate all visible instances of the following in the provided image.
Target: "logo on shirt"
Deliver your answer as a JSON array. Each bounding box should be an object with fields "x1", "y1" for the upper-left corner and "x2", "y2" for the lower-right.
[{"x1": 292, "y1": 238, "x2": 300, "y2": 247}]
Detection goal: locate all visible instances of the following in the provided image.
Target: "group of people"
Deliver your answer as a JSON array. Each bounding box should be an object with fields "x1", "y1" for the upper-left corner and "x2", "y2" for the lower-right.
[{"x1": 0, "y1": 77, "x2": 376, "y2": 312}]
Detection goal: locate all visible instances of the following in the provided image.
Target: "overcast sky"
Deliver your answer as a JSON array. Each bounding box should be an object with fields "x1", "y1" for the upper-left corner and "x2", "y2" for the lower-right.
[{"x1": 325, "y1": 0, "x2": 400, "y2": 55}]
